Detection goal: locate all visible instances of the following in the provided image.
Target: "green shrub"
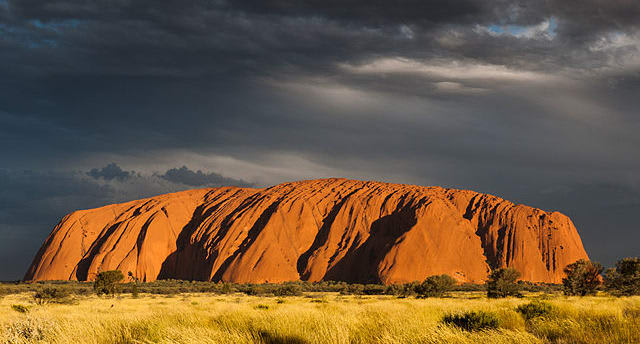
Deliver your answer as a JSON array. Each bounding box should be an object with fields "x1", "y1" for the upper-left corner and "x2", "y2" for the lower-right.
[
  {"x1": 340, "y1": 284, "x2": 365, "y2": 295},
  {"x1": 516, "y1": 301, "x2": 553, "y2": 320},
  {"x1": 397, "y1": 281, "x2": 420, "y2": 297},
  {"x1": 94, "y1": 270, "x2": 125, "y2": 296},
  {"x1": 604, "y1": 257, "x2": 640, "y2": 296},
  {"x1": 273, "y1": 284, "x2": 303, "y2": 296},
  {"x1": 130, "y1": 283, "x2": 140, "y2": 298},
  {"x1": 127, "y1": 271, "x2": 140, "y2": 298},
  {"x1": 383, "y1": 284, "x2": 403, "y2": 295},
  {"x1": 562, "y1": 259, "x2": 602, "y2": 296},
  {"x1": 220, "y1": 283, "x2": 234, "y2": 294},
  {"x1": 362, "y1": 284, "x2": 385, "y2": 295},
  {"x1": 254, "y1": 304, "x2": 270, "y2": 310},
  {"x1": 443, "y1": 310, "x2": 500, "y2": 331},
  {"x1": 34, "y1": 287, "x2": 71, "y2": 304},
  {"x1": 243, "y1": 285, "x2": 268, "y2": 296},
  {"x1": 487, "y1": 268, "x2": 522, "y2": 298},
  {"x1": 416, "y1": 274, "x2": 456, "y2": 298},
  {"x1": 11, "y1": 304, "x2": 29, "y2": 313}
]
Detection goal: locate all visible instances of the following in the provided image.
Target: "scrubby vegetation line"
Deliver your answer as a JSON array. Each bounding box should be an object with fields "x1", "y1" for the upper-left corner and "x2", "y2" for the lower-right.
[{"x1": 0, "y1": 279, "x2": 560, "y2": 298}]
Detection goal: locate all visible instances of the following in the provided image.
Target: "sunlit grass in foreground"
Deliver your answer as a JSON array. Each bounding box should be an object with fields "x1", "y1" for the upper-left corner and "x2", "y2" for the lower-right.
[{"x1": 1, "y1": 292, "x2": 639, "y2": 343}]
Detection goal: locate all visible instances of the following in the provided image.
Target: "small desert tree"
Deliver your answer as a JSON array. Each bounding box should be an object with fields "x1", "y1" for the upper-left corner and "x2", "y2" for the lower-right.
[
  {"x1": 416, "y1": 274, "x2": 457, "y2": 298},
  {"x1": 94, "y1": 270, "x2": 125, "y2": 296},
  {"x1": 604, "y1": 257, "x2": 640, "y2": 296},
  {"x1": 487, "y1": 267, "x2": 521, "y2": 298},
  {"x1": 562, "y1": 259, "x2": 603, "y2": 296},
  {"x1": 127, "y1": 271, "x2": 140, "y2": 298}
]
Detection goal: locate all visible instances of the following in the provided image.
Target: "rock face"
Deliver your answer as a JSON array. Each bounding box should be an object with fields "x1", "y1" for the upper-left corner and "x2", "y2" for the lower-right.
[{"x1": 24, "y1": 178, "x2": 588, "y2": 284}]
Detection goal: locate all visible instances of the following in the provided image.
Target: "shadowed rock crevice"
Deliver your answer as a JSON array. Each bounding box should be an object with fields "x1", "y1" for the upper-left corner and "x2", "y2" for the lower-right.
[
  {"x1": 296, "y1": 188, "x2": 361, "y2": 280},
  {"x1": 324, "y1": 206, "x2": 419, "y2": 283},
  {"x1": 211, "y1": 199, "x2": 282, "y2": 281},
  {"x1": 158, "y1": 202, "x2": 212, "y2": 280},
  {"x1": 75, "y1": 220, "x2": 125, "y2": 280}
]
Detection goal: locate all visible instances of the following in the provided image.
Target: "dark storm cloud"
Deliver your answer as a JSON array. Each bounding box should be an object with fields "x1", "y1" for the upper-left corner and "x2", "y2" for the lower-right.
[
  {"x1": 159, "y1": 166, "x2": 254, "y2": 187},
  {"x1": 0, "y1": 0, "x2": 612, "y2": 78},
  {"x1": 549, "y1": 0, "x2": 640, "y2": 37},
  {"x1": 87, "y1": 162, "x2": 135, "y2": 181},
  {"x1": 0, "y1": 0, "x2": 639, "y2": 279}
]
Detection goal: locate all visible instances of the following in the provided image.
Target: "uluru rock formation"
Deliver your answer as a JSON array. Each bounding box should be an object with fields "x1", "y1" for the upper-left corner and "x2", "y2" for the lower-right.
[{"x1": 25, "y1": 178, "x2": 588, "y2": 284}]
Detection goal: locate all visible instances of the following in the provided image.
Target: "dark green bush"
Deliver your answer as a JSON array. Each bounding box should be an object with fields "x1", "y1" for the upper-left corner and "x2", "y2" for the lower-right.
[
  {"x1": 604, "y1": 257, "x2": 640, "y2": 296},
  {"x1": 127, "y1": 271, "x2": 140, "y2": 298},
  {"x1": 516, "y1": 301, "x2": 553, "y2": 320},
  {"x1": 399, "y1": 281, "x2": 421, "y2": 297},
  {"x1": 383, "y1": 284, "x2": 404, "y2": 295},
  {"x1": 443, "y1": 310, "x2": 500, "y2": 331},
  {"x1": 416, "y1": 274, "x2": 456, "y2": 298},
  {"x1": 273, "y1": 284, "x2": 303, "y2": 296},
  {"x1": 11, "y1": 304, "x2": 29, "y2": 313},
  {"x1": 487, "y1": 268, "x2": 522, "y2": 298},
  {"x1": 220, "y1": 283, "x2": 234, "y2": 294},
  {"x1": 562, "y1": 259, "x2": 602, "y2": 296},
  {"x1": 94, "y1": 270, "x2": 125, "y2": 296},
  {"x1": 34, "y1": 287, "x2": 71, "y2": 304},
  {"x1": 243, "y1": 284, "x2": 268, "y2": 296},
  {"x1": 340, "y1": 284, "x2": 365, "y2": 295},
  {"x1": 362, "y1": 284, "x2": 385, "y2": 295}
]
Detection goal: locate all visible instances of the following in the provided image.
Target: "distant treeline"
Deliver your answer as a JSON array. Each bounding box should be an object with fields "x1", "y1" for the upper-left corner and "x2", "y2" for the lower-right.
[{"x1": 0, "y1": 279, "x2": 561, "y2": 297}]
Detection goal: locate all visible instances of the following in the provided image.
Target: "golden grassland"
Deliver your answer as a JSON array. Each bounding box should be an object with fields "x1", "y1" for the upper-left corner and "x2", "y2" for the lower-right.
[{"x1": 1, "y1": 291, "x2": 639, "y2": 344}]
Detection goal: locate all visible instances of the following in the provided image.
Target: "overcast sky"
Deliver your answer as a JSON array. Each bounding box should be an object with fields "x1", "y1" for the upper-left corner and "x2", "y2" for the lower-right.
[{"x1": 1, "y1": 0, "x2": 639, "y2": 280}]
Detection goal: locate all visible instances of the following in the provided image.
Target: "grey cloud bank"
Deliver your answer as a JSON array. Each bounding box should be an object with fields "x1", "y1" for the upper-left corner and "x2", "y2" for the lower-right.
[{"x1": 0, "y1": 0, "x2": 639, "y2": 279}]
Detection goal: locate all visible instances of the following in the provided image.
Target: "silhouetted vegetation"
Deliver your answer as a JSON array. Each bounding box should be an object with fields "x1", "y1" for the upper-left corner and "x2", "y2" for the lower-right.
[
  {"x1": 94, "y1": 270, "x2": 125, "y2": 296},
  {"x1": 563, "y1": 259, "x2": 603, "y2": 296},
  {"x1": 487, "y1": 268, "x2": 522, "y2": 298},
  {"x1": 604, "y1": 257, "x2": 640, "y2": 296}
]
